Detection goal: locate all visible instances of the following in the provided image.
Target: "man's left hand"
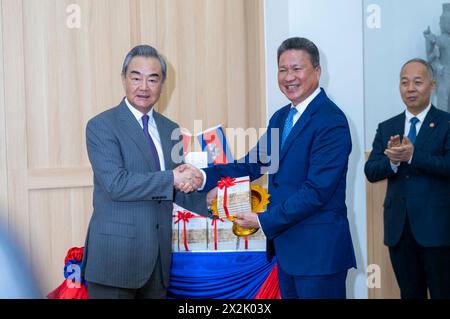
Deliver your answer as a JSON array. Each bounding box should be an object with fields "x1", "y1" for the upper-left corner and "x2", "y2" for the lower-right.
[
  {"x1": 384, "y1": 135, "x2": 414, "y2": 163},
  {"x1": 400, "y1": 136, "x2": 414, "y2": 162}
]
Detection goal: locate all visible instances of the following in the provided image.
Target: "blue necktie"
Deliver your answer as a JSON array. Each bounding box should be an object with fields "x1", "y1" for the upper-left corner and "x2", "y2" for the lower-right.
[
  {"x1": 142, "y1": 115, "x2": 161, "y2": 171},
  {"x1": 281, "y1": 107, "x2": 298, "y2": 148},
  {"x1": 407, "y1": 117, "x2": 420, "y2": 145}
]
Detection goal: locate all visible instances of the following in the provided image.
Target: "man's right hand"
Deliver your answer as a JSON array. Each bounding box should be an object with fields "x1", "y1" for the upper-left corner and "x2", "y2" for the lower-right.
[
  {"x1": 173, "y1": 164, "x2": 204, "y2": 193},
  {"x1": 384, "y1": 135, "x2": 414, "y2": 165},
  {"x1": 387, "y1": 135, "x2": 401, "y2": 149},
  {"x1": 386, "y1": 135, "x2": 401, "y2": 165}
]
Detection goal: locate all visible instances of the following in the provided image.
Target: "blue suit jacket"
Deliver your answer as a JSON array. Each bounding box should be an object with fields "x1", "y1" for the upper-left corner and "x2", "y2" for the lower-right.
[
  {"x1": 364, "y1": 106, "x2": 450, "y2": 247},
  {"x1": 204, "y1": 89, "x2": 356, "y2": 276}
]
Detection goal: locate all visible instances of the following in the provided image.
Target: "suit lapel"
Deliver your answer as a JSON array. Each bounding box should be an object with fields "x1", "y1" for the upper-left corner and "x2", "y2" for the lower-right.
[
  {"x1": 116, "y1": 100, "x2": 157, "y2": 171},
  {"x1": 279, "y1": 89, "x2": 326, "y2": 160},
  {"x1": 153, "y1": 111, "x2": 174, "y2": 170},
  {"x1": 414, "y1": 105, "x2": 439, "y2": 149},
  {"x1": 275, "y1": 104, "x2": 291, "y2": 143},
  {"x1": 392, "y1": 112, "x2": 406, "y2": 137}
]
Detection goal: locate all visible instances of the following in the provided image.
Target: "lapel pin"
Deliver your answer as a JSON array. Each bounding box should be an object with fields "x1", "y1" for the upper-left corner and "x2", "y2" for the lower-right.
[{"x1": 429, "y1": 122, "x2": 435, "y2": 128}]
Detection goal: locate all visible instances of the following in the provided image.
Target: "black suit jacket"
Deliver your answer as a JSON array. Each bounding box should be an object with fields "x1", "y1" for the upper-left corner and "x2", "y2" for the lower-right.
[{"x1": 365, "y1": 106, "x2": 450, "y2": 247}]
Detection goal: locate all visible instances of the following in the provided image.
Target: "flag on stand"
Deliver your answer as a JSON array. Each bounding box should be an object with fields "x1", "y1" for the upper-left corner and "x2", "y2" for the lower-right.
[{"x1": 197, "y1": 125, "x2": 233, "y2": 166}]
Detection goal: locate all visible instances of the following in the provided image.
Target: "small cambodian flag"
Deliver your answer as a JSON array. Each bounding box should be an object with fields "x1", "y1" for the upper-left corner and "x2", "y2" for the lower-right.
[
  {"x1": 197, "y1": 125, "x2": 233, "y2": 166},
  {"x1": 180, "y1": 129, "x2": 192, "y2": 155}
]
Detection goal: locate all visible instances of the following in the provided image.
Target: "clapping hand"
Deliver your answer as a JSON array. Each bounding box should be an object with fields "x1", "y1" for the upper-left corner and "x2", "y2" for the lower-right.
[
  {"x1": 386, "y1": 135, "x2": 402, "y2": 165},
  {"x1": 173, "y1": 164, "x2": 204, "y2": 193},
  {"x1": 387, "y1": 135, "x2": 401, "y2": 149},
  {"x1": 384, "y1": 135, "x2": 414, "y2": 164}
]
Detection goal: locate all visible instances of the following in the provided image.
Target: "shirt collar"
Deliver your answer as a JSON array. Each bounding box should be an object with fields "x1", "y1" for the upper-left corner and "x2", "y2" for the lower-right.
[
  {"x1": 405, "y1": 103, "x2": 431, "y2": 123},
  {"x1": 291, "y1": 86, "x2": 321, "y2": 113},
  {"x1": 124, "y1": 98, "x2": 155, "y2": 125}
]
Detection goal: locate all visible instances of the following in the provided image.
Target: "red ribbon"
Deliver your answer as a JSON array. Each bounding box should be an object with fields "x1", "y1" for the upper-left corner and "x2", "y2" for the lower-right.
[
  {"x1": 245, "y1": 236, "x2": 249, "y2": 250},
  {"x1": 217, "y1": 177, "x2": 237, "y2": 189},
  {"x1": 211, "y1": 218, "x2": 225, "y2": 250},
  {"x1": 217, "y1": 177, "x2": 250, "y2": 219},
  {"x1": 173, "y1": 210, "x2": 203, "y2": 251}
]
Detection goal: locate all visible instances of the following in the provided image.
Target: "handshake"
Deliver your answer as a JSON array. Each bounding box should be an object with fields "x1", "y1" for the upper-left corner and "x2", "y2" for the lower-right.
[{"x1": 173, "y1": 164, "x2": 204, "y2": 193}]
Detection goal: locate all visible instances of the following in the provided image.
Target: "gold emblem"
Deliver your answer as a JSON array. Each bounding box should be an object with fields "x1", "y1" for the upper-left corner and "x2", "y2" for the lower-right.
[{"x1": 211, "y1": 185, "x2": 270, "y2": 237}]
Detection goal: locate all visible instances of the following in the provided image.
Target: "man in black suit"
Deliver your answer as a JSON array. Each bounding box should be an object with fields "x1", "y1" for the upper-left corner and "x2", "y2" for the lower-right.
[{"x1": 365, "y1": 58, "x2": 450, "y2": 298}]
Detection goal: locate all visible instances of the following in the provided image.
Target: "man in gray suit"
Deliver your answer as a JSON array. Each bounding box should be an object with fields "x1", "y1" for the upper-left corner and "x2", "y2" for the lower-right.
[{"x1": 82, "y1": 45, "x2": 206, "y2": 299}]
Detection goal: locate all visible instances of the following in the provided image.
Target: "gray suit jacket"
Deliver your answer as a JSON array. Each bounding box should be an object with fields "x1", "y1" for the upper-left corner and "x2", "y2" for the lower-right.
[{"x1": 82, "y1": 99, "x2": 207, "y2": 289}]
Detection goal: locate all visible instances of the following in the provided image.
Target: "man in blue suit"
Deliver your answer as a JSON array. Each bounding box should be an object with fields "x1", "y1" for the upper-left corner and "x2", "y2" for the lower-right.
[
  {"x1": 365, "y1": 59, "x2": 450, "y2": 299},
  {"x1": 201, "y1": 37, "x2": 356, "y2": 299}
]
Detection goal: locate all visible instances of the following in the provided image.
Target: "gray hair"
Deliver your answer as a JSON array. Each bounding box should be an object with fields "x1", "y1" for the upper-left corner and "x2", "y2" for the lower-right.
[
  {"x1": 401, "y1": 58, "x2": 435, "y2": 80},
  {"x1": 121, "y1": 45, "x2": 167, "y2": 81},
  {"x1": 277, "y1": 37, "x2": 320, "y2": 68}
]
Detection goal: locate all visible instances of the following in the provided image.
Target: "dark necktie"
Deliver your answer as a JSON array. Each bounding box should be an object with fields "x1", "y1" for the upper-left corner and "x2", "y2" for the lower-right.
[
  {"x1": 407, "y1": 117, "x2": 420, "y2": 145},
  {"x1": 142, "y1": 115, "x2": 161, "y2": 171},
  {"x1": 281, "y1": 107, "x2": 298, "y2": 148}
]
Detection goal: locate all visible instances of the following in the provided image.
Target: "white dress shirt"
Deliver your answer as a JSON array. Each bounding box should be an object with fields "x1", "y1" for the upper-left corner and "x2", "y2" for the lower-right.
[
  {"x1": 404, "y1": 104, "x2": 430, "y2": 138},
  {"x1": 290, "y1": 86, "x2": 321, "y2": 125},
  {"x1": 125, "y1": 98, "x2": 166, "y2": 171}
]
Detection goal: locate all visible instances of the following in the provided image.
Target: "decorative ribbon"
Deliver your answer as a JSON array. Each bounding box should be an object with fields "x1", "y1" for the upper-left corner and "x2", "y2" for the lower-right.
[
  {"x1": 173, "y1": 210, "x2": 205, "y2": 251},
  {"x1": 217, "y1": 177, "x2": 250, "y2": 219},
  {"x1": 217, "y1": 177, "x2": 237, "y2": 189},
  {"x1": 245, "y1": 236, "x2": 249, "y2": 250},
  {"x1": 254, "y1": 263, "x2": 281, "y2": 299},
  {"x1": 211, "y1": 217, "x2": 225, "y2": 250},
  {"x1": 64, "y1": 247, "x2": 84, "y2": 265}
]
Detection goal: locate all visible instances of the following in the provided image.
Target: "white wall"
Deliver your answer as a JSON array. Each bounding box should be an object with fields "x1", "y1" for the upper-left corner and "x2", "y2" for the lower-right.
[
  {"x1": 364, "y1": 0, "x2": 448, "y2": 149},
  {"x1": 264, "y1": 0, "x2": 290, "y2": 119},
  {"x1": 264, "y1": 0, "x2": 368, "y2": 299}
]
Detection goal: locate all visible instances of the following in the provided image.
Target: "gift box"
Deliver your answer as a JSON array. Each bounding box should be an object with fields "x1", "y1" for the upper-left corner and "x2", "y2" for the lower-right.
[
  {"x1": 172, "y1": 204, "x2": 209, "y2": 251},
  {"x1": 172, "y1": 204, "x2": 267, "y2": 251}
]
